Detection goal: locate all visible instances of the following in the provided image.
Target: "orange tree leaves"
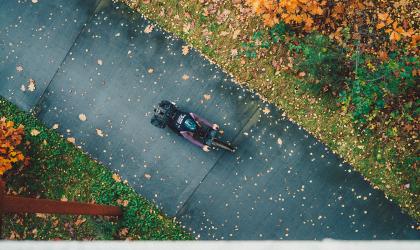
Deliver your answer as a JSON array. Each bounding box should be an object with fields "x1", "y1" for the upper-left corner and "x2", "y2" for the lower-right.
[
  {"x1": 0, "y1": 117, "x2": 27, "y2": 175},
  {"x1": 247, "y1": 0, "x2": 419, "y2": 52}
]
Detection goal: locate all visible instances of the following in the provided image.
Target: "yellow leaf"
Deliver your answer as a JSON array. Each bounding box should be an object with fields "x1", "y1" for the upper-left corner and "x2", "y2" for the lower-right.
[{"x1": 112, "y1": 173, "x2": 122, "y2": 182}]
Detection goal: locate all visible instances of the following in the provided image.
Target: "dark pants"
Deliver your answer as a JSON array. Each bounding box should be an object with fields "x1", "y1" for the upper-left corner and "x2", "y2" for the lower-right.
[{"x1": 204, "y1": 129, "x2": 218, "y2": 146}]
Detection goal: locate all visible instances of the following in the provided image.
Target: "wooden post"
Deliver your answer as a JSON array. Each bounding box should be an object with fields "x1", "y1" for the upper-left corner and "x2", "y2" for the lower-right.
[
  {"x1": 0, "y1": 179, "x2": 122, "y2": 239},
  {"x1": 0, "y1": 179, "x2": 4, "y2": 238},
  {"x1": 2, "y1": 195, "x2": 123, "y2": 216}
]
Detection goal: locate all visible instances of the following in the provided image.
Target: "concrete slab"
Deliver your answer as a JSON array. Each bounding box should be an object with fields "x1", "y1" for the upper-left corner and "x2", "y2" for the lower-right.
[
  {"x1": 176, "y1": 105, "x2": 420, "y2": 239},
  {"x1": 36, "y1": 0, "x2": 259, "y2": 216},
  {"x1": 0, "y1": 0, "x2": 100, "y2": 111}
]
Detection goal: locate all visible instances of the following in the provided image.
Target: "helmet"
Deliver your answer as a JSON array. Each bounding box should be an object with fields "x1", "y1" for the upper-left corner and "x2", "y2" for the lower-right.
[{"x1": 151, "y1": 100, "x2": 177, "y2": 128}]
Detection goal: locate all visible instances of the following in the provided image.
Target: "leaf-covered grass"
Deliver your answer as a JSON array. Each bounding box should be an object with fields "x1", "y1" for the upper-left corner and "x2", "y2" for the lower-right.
[
  {"x1": 119, "y1": 0, "x2": 419, "y2": 221},
  {"x1": 0, "y1": 97, "x2": 192, "y2": 240}
]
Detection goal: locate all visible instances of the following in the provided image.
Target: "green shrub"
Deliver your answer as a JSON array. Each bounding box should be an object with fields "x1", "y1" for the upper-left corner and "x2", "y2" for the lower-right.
[
  {"x1": 340, "y1": 52, "x2": 419, "y2": 126},
  {"x1": 290, "y1": 33, "x2": 347, "y2": 94}
]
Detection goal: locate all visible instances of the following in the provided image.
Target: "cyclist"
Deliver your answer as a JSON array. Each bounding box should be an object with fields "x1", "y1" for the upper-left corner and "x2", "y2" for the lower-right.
[{"x1": 151, "y1": 100, "x2": 219, "y2": 152}]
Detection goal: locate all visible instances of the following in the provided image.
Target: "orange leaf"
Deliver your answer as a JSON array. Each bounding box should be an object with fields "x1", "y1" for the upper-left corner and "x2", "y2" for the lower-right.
[{"x1": 390, "y1": 31, "x2": 401, "y2": 41}]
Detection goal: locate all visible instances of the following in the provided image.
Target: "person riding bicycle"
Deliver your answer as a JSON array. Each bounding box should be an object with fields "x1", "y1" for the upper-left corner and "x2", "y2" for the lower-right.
[{"x1": 151, "y1": 100, "x2": 219, "y2": 152}]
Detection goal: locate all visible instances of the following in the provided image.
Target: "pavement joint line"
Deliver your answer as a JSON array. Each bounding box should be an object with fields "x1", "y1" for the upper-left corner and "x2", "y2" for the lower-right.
[
  {"x1": 31, "y1": 0, "x2": 105, "y2": 117},
  {"x1": 175, "y1": 105, "x2": 260, "y2": 218}
]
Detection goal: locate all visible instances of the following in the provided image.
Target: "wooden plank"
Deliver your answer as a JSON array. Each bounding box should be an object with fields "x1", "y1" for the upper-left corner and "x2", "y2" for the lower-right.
[{"x1": 2, "y1": 195, "x2": 122, "y2": 216}]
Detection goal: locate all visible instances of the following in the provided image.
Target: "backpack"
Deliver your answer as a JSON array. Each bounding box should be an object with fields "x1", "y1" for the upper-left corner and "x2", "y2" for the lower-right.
[{"x1": 151, "y1": 100, "x2": 177, "y2": 128}]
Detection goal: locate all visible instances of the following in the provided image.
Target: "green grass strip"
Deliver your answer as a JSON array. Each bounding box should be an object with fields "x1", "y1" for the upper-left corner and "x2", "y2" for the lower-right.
[{"x1": 0, "y1": 97, "x2": 192, "y2": 240}]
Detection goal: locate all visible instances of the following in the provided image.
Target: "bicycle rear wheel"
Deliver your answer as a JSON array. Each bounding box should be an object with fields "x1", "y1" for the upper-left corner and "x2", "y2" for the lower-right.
[{"x1": 212, "y1": 139, "x2": 235, "y2": 153}]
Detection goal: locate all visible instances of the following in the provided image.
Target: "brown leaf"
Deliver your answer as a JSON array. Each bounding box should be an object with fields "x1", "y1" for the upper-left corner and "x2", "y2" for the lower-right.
[
  {"x1": 67, "y1": 137, "x2": 76, "y2": 144},
  {"x1": 182, "y1": 45, "x2": 190, "y2": 55},
  {"x1": 182, "y1": 74, "x2": 190, "y2": 80},
  {"x1": 230, "y1": 49, "x2": 238, "y2": 56},
  {"x1": 35, "y1": 213, "x2": 47, "y2": 219},
  {"x1": 378, "y1": 51, "x2": 389, "y2": 61},
  {"x1": 144, "y1": 24, "x2": 154, "y2": 34},
  {"x1": 112, "y1": 173, "x2": 122, "y2": 182},
  {"x1": 9, "y1": 231, "x2": 19, "y2": 240},
  {"x1": 262, "y1": 107, "x2": 271, "y2": 114},
  {"x1": 144, "y1": 173, "x2": 151, "y2": 179},
  {"x1": 74, "y1": 217, "x2": 87, "y2": 226},
  {"x1": 203, "y1": 94, "x2": 211, "y2": 100},
  {"x1": 119, "y1": 228, "x2": 129, "y2": 237},
  {"x1": 96, "y1": 129, "x2": 104, "y2": 137},
  {"x1": 183, "y1": 23, "x2": 191, "y2": 33},
  {"x1": 122, "y1": 200, "x2": 129, "y2": 207},
  {"x1": 232, "y1": 29, "x2": 241, "y2": 39},
  {"x1": 27, "y1": 79, "x2": 36, "y2": 92}
]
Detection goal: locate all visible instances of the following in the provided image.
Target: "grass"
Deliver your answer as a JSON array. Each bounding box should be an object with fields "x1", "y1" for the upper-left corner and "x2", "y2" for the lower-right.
[
  {"x1": 0, "y1": 97, "x2": 192, "y2": 240},
  {"x1": 120, "y1": 0, "x2": 419, "y2": 221}
]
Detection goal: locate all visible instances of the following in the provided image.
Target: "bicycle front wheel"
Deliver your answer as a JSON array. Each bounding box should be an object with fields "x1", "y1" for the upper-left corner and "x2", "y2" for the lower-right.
[{"x1": 212, "y1": 139, "x2": 235, "y2": 153}]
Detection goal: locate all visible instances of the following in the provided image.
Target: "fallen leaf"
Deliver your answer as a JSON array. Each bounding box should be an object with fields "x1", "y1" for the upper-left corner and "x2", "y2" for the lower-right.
[
  {"x1": 262, "y1": 107, "x2": 271, "y2": 114},
  {"x1": 232, "y1": 29, "x2": 241, "y2": 39},
  {"x1": 97, "y1": 59, "x2": 103, "y2": 66},
  {"x1": 112, "y1": 173, "x2": 122, "y2": 182},
  {"x1": 74, "y1": 217, "x2": 87, "y2": 226},
  {"x1": 144, "y1": 173, "x2": 151, "y2": 179},
  {"x1": 378, "y1": 51, "x2": 389, "y2": 61},
  {"x1": 52, "y1": 219, "x2": 59, "y2": 227},
  {"x1": 52, "y1": 124, "x2": 59, "y2": 129},
  {"x1": 67, "y1": 137, "x2": 76, "y2": 144},
  {"x1": 182, "y1": 45, "x2": 190, "y2": 55},
  {"x1": 148, "y1": 68, "x2": 154, "y2": 74},
  {"x1": 144, "y1": 24, "x2": 154, "y2": 33},
  {"x1": 119, "y1": 228, "x2": 129, "y2": 237},
  {"x1": 35, "y1": 213, "x2": 47, "y2": 219},
  {"x1": 78, "y1": 113, "x2": 87, "y2": 121},
  {"x1": 298, "y1": 72, "x2": 306, "y2": 77},
  {"x1": 60, "y1": 196, "x2": 68, "y2": 202},
  {"x1": 203, "y1": 94, "x2": 211, "y2": 100},
  {"x1": 27, "y1": 79, "x2": 36, "y2": 92},
  {"x1": 220, "y1": 31, "x2": 229, "y2": 36},
  {"x1": 96, "y1": 129, "x2": 104, "y2": 137},
  {"x1": 182, "y1": 74, "x2": 189, "y2": 80},
  {"x1": 30, "y1": 129, "x2": 40, "y2": 136},
  {"x1": 183, "y1": 23, "x2": 191, "y2": 33},
  {"x1": 31, "y1": 0, "x2": 38, "y2": 3},
  {"x1": 277, "y1": 138, "x2": 283, "y2": 145},
  {"x1": 9, "y1": 231, "x2": 19, "y2": 240},
  {"x1": 231, "y1": 48, "x2": 238, "y2": 56},
  {"x1": 16, "y1": 65, "x2": 23, "y2": 72}
]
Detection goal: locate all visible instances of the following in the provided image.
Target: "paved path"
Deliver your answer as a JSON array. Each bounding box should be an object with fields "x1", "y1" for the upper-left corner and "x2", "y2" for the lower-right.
[{"x1": 1, "y1": 0, "x2": 419, "y2": 240}]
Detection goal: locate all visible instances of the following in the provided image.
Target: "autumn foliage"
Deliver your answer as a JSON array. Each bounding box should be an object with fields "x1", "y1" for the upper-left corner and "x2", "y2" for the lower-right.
[
  {"x1": 247, "y1": 0, "x2": 419, "y2": 53},
  {"x1": 0, "y1": 117, "x2": 27, "y2": 175}
]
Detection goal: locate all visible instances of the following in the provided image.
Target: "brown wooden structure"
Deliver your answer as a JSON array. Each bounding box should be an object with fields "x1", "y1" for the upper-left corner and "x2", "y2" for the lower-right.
[{"x1": 0, "y1": 179, "x2": 122, "y2": 238}]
